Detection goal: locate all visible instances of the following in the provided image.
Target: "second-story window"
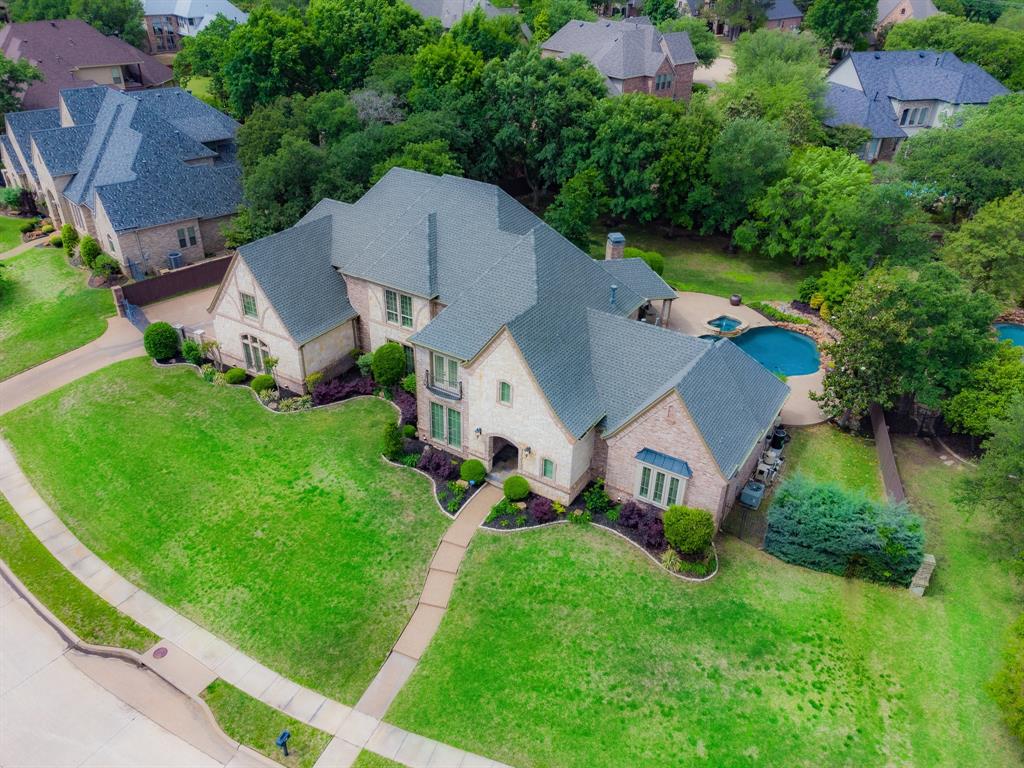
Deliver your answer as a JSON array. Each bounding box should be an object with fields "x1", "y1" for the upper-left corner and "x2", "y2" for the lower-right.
[
  {"x1": 241, "y1": 292, "x2": 257, "y2": 318},
  {"x1": 498, "y1": 380, "x2": 512, "y2": 405},
  {"x1": 111, "y1": 67, "x2": 123, "y2": 86},
  {"x1": 400, "y1": 294, "x2": 413, "y2": 328},
  {"x1": 385, "y1": 289, "x2": 414, "y2": 328},
  {"x1": 385, "y1": 289, "x2": 399, "y2": 323},
  {"x1": 432, "y1": 352, "x2": 459, "y2": 387}
]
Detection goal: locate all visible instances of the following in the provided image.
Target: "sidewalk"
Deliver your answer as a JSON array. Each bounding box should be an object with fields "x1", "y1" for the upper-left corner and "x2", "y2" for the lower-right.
[
  {"x1": 0, "y1": 239, "x2": 41, "y2": 261},
  {"x1": 0, "y1": 440, "x2": 510, "y2": 768}
]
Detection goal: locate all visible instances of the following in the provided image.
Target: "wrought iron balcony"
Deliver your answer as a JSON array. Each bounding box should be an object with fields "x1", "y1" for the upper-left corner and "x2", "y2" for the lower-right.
[{"x1": 427, "y1": 368, "x2": 462, "y2": 400}]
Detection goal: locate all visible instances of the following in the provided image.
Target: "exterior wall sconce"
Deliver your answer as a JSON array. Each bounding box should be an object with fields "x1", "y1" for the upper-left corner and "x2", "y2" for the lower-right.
[
  {"x1": 524, "y1": 446, "x2": 532, "y2": 455},
  {"x1": 474, "y1": 427, "x2": 482, "y2": 436}
]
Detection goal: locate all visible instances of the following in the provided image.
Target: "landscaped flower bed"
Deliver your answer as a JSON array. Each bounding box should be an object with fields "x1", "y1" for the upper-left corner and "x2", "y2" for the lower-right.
[{"x1": 408, "y1": 447, "x2": 479, "y2": 515}]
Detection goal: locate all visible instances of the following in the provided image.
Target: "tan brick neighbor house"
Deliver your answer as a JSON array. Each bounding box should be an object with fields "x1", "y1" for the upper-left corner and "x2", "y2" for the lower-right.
[
  {"x1": 1, "y1": 85, "x2": 241, "y2": 277},
  {"x1": 541, "y1": 18, "x2": 698, "y2": 100},
  {"x1": 210, "y1": 170, "x2": 787, "y2": 525},
  {"x1": 142, "y1": 0, "x2": 248, "y2": 54}
]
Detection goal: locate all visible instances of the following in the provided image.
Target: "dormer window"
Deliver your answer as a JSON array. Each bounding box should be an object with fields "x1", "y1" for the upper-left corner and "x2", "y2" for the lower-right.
[{"x1": 385, "y1": 289, "x2": 414, "y2": 328}]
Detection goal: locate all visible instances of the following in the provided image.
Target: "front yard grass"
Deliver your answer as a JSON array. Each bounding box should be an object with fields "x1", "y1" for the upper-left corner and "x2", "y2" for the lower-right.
[
  {"x1": 202, "y1": 680, "x2": 330, "y2": 768},
  {"x1": 387, "y1": 439, "x2": 1023, "y2": 767},
  {"x1": 784, "y1": 424, "x2": 884, "y2": 499},
  {"x1": 0, "y1": 358, "x2": 449, "y2": 703},
  {"x1": 0, "y1": 247, "x2": 114, "y2": 380},
  {"x1": 0, "y1": 495, "x2": 157, "y2": 652},
  {"x1": 0, "y1": 214, "x2": 25, "y2": 253},
  {"x1": 591, "y1": 226, "x2": 816, "y2": 302}
]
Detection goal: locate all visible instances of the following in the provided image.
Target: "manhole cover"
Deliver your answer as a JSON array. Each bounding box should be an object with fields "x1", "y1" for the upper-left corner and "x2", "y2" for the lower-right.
[{"x1": 153, "y1": 647, "x2": 168, "y2": 659}]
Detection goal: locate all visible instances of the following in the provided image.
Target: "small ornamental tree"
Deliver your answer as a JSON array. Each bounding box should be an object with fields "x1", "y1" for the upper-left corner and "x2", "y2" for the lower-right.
[
  {"x1": 663, "y1": 505, "x2": 715, "y2": 556},
  {"x1": 142, "y1": 322, "x2": 179, "y2": 360},
  {"x1": 503, "y1": 474, "x2": 530, "y2": 501},
  {"x1": 61, "y1": 223, "x2": 78, "y2": 258},
  {"x1": 371, "y1": 342, "x2": 406, "y2": 386},
  {"x1": 460, "y1": 458, "x2": 486, "y2": 484},
  {"x1": 79, "y1": 235, "x2": 101, "y2": 269}
]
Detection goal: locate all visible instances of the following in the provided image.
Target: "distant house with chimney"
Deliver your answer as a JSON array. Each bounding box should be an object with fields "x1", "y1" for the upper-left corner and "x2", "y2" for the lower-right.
[
  {"x1": 0, "y1": 19, "x2": 173, "y2": 111},
  {"x1": 541, "y1": 18, "x2": 697, "y2": 100},
  {"x1": 142, "y1": 0, "x2": 248, "y2": 54}
]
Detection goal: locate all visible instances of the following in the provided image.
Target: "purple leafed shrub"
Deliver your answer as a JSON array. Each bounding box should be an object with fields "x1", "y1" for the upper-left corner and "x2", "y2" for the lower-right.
[
  {"x1": 417, "y1": 449, "x2": 456, "y2": 481},
  {"x1": 619, "y1": 500, "x2": 654, "y2": 529},
  {"x1": 313, "y1": 376, "x2": 375, "y2": 406},
  {"x1": 639, "y1": 515, "x2": 666, "y2": 550},
  {"x1": 528, "y1": 496, "x2": 556, "y2": 524},
  {"x1": 392, "y1": 387, "x2": 417, "y2": 425}
]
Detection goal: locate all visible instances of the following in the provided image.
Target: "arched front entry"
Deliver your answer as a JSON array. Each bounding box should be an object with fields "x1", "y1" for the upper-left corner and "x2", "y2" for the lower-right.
[{"x1": 490, "y1": 436, "x2": 519, "y2": 475}]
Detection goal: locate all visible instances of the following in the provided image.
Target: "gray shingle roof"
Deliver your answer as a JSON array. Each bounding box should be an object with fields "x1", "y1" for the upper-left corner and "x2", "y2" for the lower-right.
[
  {"x1": 24, "y1": 86, "x2": 242, "y2": 232},
  {"x1": 765, "y1": 0, "x2": 802, "y2": 20},
  {"x1": 286, "y1": 170, "x2": 787, "y2": 472},
  {"x1": 236, "y1": 215, "x2": 358, "y2": 345},
  {"x1": 877, "y1": 0, "x2": 938, "y2": 22},
  {"x1": 542, "y1": 18, "x2": 696, "y2": 87},
  {"x1": 4, "y1": 108, "x2": 59, "y2": 182},
  {"x1": 824, "y1": 83, "x2": 906, "y2": 138},
  {"x1": 0, "y1": 134, "x2": 23, "y2": 176},
  {"x1": 600, "y1": 258, "x2": 677, "y2": 301},
  {"x1": 405, "y1": 0, "x2": 514, "y2": 28},
  {"x1": 635, "y1": 448, "x2": 692, "y2": 478}
]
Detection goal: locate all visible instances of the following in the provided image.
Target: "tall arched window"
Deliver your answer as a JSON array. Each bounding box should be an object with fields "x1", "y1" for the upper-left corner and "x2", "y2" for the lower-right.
[{"x1": 241, "y1": 334, "x2": 270, "y2": 372}]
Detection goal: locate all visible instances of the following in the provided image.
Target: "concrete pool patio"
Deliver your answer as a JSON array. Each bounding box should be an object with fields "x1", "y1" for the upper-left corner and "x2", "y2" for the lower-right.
[{"x1": 666, "y1": 291, "x2": 826, "y2": 427}]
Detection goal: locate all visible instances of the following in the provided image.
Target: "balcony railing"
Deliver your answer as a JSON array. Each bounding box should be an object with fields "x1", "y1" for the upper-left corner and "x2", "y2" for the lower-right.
[{"x1": 427, "y1": 369, "x2": 462, "y2": 400}]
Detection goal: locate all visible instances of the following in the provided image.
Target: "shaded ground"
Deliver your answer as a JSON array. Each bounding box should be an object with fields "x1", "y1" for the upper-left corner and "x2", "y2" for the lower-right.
[
  {"x1": 0, "y1": 359, "x2": 448, "y2": 704},
  {"x1": 0, "y1": 247, "x2": 114, "y2": 380},
  {"x1": 386, "y1": 438, "x2": 1022, "y2": 768}
]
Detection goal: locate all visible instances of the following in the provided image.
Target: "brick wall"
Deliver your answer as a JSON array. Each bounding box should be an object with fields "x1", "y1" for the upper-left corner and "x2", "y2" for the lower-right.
[{"x1": 672, "y1": 62, "x2": 695, "y2": 101}]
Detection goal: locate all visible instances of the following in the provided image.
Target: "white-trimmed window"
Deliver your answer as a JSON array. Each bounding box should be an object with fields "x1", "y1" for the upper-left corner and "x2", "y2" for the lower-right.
[
  {"x1": 432, "y1": 352, "x2": 459, "y2": 387},
  {"x1": 177, "y1": 226, "x2": 197, "y2": 248},
  {"x1": 542, "y1": 458, "x2": 555, "y2": 480},
  {"x1": 498, "y1": 380, "x2": 512, "y2": 405},
  {"x1": 635, "y1": 463, "x2": 687, "y2": 509},
  {"x1": 111, "y1": 67, "x2": 123, "y2": 85},
  {"x1": 240, "y1": 292, "x2": 257, "y2": 318},
  {"x1": 384, "y1": 289, "x2": 414, "y2": 328},
  {"x1": 241, "y1": 334, "x2": 270, "y2": 372},
  {"x1": 429, "y1": 401, "x2": 461, "y2": 447}
]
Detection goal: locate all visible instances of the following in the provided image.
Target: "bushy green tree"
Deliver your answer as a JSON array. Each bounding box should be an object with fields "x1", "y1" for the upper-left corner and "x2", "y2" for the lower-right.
[
  {"x1": 173, "y1": 14, "x2": 239, "y2": 106},
  {"x1": 543, "y1": 168, "x2": 606, "y2": 250},
  {"x1": 370, "y1": 139, "x2": 463, "y2": 183},
  {"x1": 944, "y1": 344, "x2": 1024, "y2": 438},
  {"x1": 449, "y1": 7, "x2": 523, "y2": 60},
  {"x1": 371, "y1": 342, "x2": 407, "y2": 385},
  {"x1": 804, "y1": 0, "x2": 877, "y2": 46},
  {"x1": 70, "y1": 0, "x2": 146, "y2": 48},
  {"x1": 143, "y1": 322, "x2": 180, "y2": 360},
  {"x1": 990, "y1": 614, "x2": 1024, "y2": 744},
  {"x1": 9, "y1": 0, "x2": 71, "y2": 20},
  {"x1": 79, "y1": 236, "x2": 101, "y2": 269},
  {"x1": 663, "y1": 505, "x2": 714, "y2": 555},
  {"x1": 642, "y1": 0, "x2": 678, "y2": 24},
  {"x1": 712, "y1": 0, "x2": 769, "y2": 33},
  {"x1": 955, "y1": 395, "x2": 1024, "y2": 528},
  {"x1": 529, "y1": 0, "x2": 596, "y2": 41},
  {"x1": 837, "y1": 183, "x2": 938, "y2": 270},
  {"x1": 657, "y1": 17, "x2": 721, "y2": 66},
  {"x1": 624, "y1": 246, "x2": 665, "y2": 275},
  {"x1": 815, "y1": 263, "x2": 999, "y2": 418},
  {"x1": 410, "y1": 37, "x2": 484, "y2": 112},
  {"x1": 997, "y1": 7, "x2": 1024, "y2": 31},
  {"x1": 736, "y1": 146, "x2": 872, "y2": 265},
  {"x1": 240, "y1": 135, "x2": 326, "y2": 236},
  {"x1": 823, "y1": 124, "x2": 872, "y2": 155},
  {"x1": 942, "y1": 191, "x2": 1024, "y2": 304},
  {"x1": 0, "y1": 53, "x2": 42, "y2": 115}
]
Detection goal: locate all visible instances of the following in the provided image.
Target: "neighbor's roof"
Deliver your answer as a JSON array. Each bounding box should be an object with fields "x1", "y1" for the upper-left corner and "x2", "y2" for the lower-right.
[
  {"x1": 290, "y1": 170, "x2": 787, "y2": 467},
  {"x1": 3, "y1": 107, "x2": 59, "y2": 181},
  {"x1": 765, "y1": 0, "x2": 803, "y2": 20},
  {"x1": 235, "y1": 216, "x2": 358, "y2": 345},
  {"x1": 0, "y1": 20, "x2": 173, "y2": 111},
  {"x1": 404, "y1": 0, "x2": 514, "y2": 28},
  {"x1": 542, "y1": 18, "x2": 696, "y2": 88},
  {"x1": 877, "y1": 0, "x2": 939, "y2": 22},
  {"x1": 0, "y1": 134, "x2": 24, "y2": 177},
  {"x1": 142, "y1": 0, "x2": 248, "y2": 27},
  {"x1": 600, "y1": 258, "x2": 677, "y2": 301}
]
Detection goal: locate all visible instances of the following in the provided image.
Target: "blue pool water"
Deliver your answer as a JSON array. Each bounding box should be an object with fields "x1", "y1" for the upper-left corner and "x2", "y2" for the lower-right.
[
  {"x1": 733, "y1": 326, "x2": 820, "y2": 376},
  {"x1": 996, "y1": 323, "x2": 1024, "y2": 347},
  {"x1": 708, "y1": 315, "x2": 743, "y2": 332}
]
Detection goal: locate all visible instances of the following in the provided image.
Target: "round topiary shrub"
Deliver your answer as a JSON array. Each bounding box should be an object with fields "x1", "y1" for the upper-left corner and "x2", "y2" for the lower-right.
[
  {"x1": 143, "y1": 321, "x2": 180, "y2": 360},
  {"x1": 224, "y1": 367, "x2": 247, "y2": 385},
  {"x1": 503, "y1": 474, "x2": 529, "y2": 501},
  {"x1": 250, "y1": 374, "x2": 275, "y2": 393},
  {"x1": 460, "y1": 458, "x2": 486, "y2": 484},
  {"x1": 371, "y1": 342, "x2": 406, "y2": 386},
  {"x1": 49, "y1": 234, "x2": 62, "y2": 248},
  {"x1": 663, "y1": 505, "x2": 714, "y2": 556}
]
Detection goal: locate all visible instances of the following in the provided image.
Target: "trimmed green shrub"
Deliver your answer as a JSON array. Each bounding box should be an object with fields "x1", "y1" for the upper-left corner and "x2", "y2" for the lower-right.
[
  {"x1": 142, "y1": 322, "x2": 179, "y2": 360},
  {"x1": 747, "y1": 301, "x2": 810, "y2": 325},
  {"x1": 40, "y1": 223, "x2": 54, "y2": 234},
  {"x1": 624, "y1": 246, "x2": 665, "y2": 276},
  {"x1": 663, "y1": 505, "x2": 715, "y2": 556},
  {"x1": 79, "y1": 236, "x2": 101, "y2": 269},
  {"x1": 583, "y1": 478, "x2": 613, "y2": 516},
  {"x1": 797, "y1": 276, "x2": 818, "y2": 303},
  {"x1": 382, "y1": 421, "x2": 403, "y2": 460},
  {"x1": 402, "y1": 372, "x2": 417, "y2": 394},
  {"x1": 304, "y1": 371, "x2": 324, "y2": 392},
  {"x1": 49, "y1": 234, "x2": 62, "y2": 248},
  {"x1": 224, "y1": 367, "x2": 247, "y2": 385},
  {"x1": 61, "y1": 223, "x2": 78, "y2": 258},
  {"x1": 250, "y1": 374, "x2": 275, "y2": 393},
  {"x1": 503, "y1": 474, "x2": 529, "y2": 501},
  {"x1": 356, "y1": 353, "x2": 374, "y2": 377},
  {"x1": 19, "y1": 218, "x2": 39, "y2": 234},
  {"x1": 0, "y1": 187, "x2": 22, "y2": 208},
  {"x1": 403, "y1": 423, "x2": 417, "y2": 438},
  {"x1": 371, "y1": 342, "x2": 406, "y2": 386},
  {"x1": 764, "y1": 475, "x2": 924, "y2": 586},
  {"x1": 92, "y1": 254, "x2": 120, "y2": 279},
  {"x1": 460, "y1": 458, "x2": 486, "y2": 484},
  {"x1": 990, "y1": 614, "x2": 1024, "y2": 742},
  {"x1": 181, "y1": 339, "x2": 203, "y2": 365}
]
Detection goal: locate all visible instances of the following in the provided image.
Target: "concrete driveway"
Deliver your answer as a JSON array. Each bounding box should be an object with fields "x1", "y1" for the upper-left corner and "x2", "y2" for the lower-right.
[
  {"x1": 694, "y1": 55, "x2": 735, "y2": 87},
  {"x1": 0, "y1": 577, "x2": 230, "y2": 768}
]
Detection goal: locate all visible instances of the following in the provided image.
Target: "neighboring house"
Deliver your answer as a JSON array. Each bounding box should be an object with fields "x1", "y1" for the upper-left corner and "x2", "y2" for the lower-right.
[
  {"x1": 210, "y1": 170, "x2": 788, "y2": 525},
  {"x1": 405, "y1": 0, "x2": 514, "y2": 29},
  {"x1": 824, "y1": 50, "x2": 1008, "y2": 161},
  {"x1": 0, "y1": 20, "x2": 173, "y2": 111},
  {"x1": 1, "y1": 86, "x2": 241, "y2": 276},
  {"x1": 142, "y1": 0, "x2": 249, "y2": 54},
  {"x1": 875, "y1": 0, "x2": 940, "y2": 35},
  {"x1": 541, "y1": 18, "x2": 697, "y2": 99},
  {"x1": 684, "y1": 0, "x2": 803, "y2": 36}
]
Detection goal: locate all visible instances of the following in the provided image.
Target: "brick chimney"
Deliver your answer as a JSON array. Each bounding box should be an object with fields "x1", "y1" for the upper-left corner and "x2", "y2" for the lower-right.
[{"x1": 605, "y1": 232, "x2": 625, "y2": 260}]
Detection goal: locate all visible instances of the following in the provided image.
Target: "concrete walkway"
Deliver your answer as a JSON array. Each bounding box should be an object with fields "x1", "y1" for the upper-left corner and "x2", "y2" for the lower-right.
[
  {"x1": 0, "y1": 239, "x2": 42, "y2": 261},
  {"x1": 0, "y1": 441, "x2": 510, "y2": 768}
]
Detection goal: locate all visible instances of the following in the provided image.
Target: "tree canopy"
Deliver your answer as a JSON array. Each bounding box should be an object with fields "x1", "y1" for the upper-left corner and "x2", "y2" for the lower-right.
[
  {"x1": 0, "y1": 53, "x2": 42, "y2": 115},
  {"x1": 544, "y1": 168, "x2": 606, "y2": 249},
  {"x1": 70, "y1": 0, "x2": 146, "y2": 48},
  {"x1": 804, "y1": 0, "x2": 877, "y2": 47},
  {"x1": 658, "y1": 17, "x2": 721, "y2": 66},
  {"x1": 942, "y1": 191, "x2": 1024, "y2": 304},
  {"x1": 943, "y1": 344, "x2": 1024, "y2": 438}
]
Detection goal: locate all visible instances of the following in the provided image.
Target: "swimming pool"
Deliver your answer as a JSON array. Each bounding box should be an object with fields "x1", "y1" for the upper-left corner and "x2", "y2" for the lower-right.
[
  {"x1": 733, "y1": 326, "x2": 820, "y2": 377},
  {"x1": 996, "y1": 323, "x2": 1024, "y2": 347}
]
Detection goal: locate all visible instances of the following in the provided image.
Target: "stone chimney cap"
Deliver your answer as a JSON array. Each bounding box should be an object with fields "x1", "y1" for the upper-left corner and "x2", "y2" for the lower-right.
[{"x1": 607, "y1": 232, "x2": 626, "y2": 244}]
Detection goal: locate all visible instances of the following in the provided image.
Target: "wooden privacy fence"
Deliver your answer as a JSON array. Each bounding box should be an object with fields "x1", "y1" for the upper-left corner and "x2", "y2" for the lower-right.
[
  {"x1": 869, "y1": 402, "x2": 906, "y2": 504},
  {"x1": 117, "y1": 255, "x2": 231, "y2": 308}
]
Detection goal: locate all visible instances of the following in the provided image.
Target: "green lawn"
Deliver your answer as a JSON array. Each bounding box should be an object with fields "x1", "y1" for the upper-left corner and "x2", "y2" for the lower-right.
[
  {"x1": 0, "y1": 214, "x2": 25, "y2": 253},
  {"x1": 0, "y1": 358, "x2": 449, "y2": 703},
  {"x1": 784, "y1": 424, "x2": 884, "y2": 499},
  {"x1": 0, "y1": 247, "x2": 114, "y2": 380},
  {"x1": 591, "y1": 226, "x2": 816, "y2": 301},
  {"x1": 387, "y1": 439, "x2": 1023, "y2": 767},
  {"x1": 353, "y1": 753, "x2": 403, "y2": 768},
  {"x1": 202, "y1": 680, "x2": 331, "y2": 768},
  {"x1": 0, "y1": 495, "x2": 157, "y2": 652},
  {"x1": 186, "y1": 76, "x2": 213, "y2": 100}
]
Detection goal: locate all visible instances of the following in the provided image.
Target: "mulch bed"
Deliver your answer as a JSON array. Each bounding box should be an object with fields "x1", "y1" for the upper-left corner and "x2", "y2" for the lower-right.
[{"x1": 408, "y1": 446, "x2": 479, "y2": 514}]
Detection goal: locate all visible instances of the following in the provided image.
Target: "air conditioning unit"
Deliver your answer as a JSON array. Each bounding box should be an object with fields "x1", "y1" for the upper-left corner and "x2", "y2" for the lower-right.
[{"x1": 167, "y1": 251, "x2": 182, "y2": 270}]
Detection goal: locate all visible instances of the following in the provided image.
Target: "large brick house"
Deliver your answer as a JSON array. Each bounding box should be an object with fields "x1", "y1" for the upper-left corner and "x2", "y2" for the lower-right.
[
  {"x1": 683, "y1": 0, "x2": 803, "y2": 36},
  {"x1": 210, "y1": 170, "x2": 787, "y2": 524},
  {"x1": 1, "y1": 85, "x2": 241, "y2": 276},
  {"x1": 142, "y1": 0, "x2": 248, "y2": 54},
  {"x1": 0, "y1": 19, "x2": 173, "y2": 111},
  {"x1": 541, "y1": 18, "x2": 697, "y2": 100}
]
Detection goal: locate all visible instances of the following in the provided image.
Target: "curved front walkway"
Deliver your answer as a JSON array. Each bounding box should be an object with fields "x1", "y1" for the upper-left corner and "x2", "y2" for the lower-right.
[{"x1": 0, "y1": 439, "x2": 510, "y2": 768}]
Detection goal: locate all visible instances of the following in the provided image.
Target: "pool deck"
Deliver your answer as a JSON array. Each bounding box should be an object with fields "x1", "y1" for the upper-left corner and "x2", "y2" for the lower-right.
[{"x1": 667, "y1": 292, "x2": 826, "y2": 427}]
